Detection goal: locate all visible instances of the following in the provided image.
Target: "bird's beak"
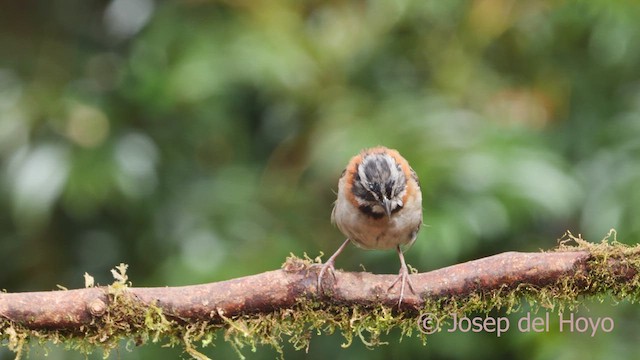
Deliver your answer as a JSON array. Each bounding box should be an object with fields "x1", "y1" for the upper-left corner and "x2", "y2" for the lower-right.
[{"x1": 382, "y1": 197, "x2": 393, "y2": 218}]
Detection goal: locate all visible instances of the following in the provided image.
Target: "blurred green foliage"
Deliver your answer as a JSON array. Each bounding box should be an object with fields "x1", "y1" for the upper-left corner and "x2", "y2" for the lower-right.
[{"x1": 2, "y1": 0, "x2": 640, "y2": 359}]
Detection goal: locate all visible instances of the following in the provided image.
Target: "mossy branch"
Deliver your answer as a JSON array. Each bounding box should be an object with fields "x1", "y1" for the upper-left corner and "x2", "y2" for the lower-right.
[{"x1": 1, "y1": 231, "x2": 640, "y2": 359}]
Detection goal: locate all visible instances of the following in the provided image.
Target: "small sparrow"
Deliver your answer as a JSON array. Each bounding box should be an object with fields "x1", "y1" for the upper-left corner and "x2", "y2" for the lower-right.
[{"x1": 318, "y1": 146, "x2": 423, "y2": 306}]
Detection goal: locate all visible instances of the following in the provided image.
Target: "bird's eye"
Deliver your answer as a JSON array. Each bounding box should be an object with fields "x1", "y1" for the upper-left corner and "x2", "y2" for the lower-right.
[{"x1": 369, "y1": 182, "x2": 379, "y2": 193}]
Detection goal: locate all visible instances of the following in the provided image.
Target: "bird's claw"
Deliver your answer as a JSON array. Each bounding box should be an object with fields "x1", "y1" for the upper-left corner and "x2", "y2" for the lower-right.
[
  {"x1": 317, "y1": 260, "x2": 337, "y2": 294},
  {"x1": 388, "y1": 265, "x2": 415, "y2": 307}
]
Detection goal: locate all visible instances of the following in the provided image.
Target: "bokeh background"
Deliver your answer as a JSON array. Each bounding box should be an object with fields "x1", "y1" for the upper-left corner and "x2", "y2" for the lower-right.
[{"x1": 2, "y1": 0, "x2": 640, "y2": 359}]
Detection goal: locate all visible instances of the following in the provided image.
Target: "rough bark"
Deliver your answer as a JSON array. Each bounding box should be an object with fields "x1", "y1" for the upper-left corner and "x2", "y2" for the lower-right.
[{"x1": 2, "y1": 250, "x2": 627, "y2": 331}]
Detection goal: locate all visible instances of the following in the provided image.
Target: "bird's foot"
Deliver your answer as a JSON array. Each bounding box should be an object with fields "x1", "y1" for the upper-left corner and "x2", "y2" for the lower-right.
[
  {"x1": 316, "y1": 238, "x2": 350, "y2": 295},
  {"x1": 316, "y1": 260, "x2": 337, "y2": 294},
  {"x1": 388, "y1": 264, "x2": 415, "y2": 306}
]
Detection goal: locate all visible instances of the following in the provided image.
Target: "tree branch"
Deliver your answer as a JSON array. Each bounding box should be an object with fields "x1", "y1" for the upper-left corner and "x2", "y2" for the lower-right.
[{"x1": 1, "y1": 235, "x2": 639, "y2": 358}]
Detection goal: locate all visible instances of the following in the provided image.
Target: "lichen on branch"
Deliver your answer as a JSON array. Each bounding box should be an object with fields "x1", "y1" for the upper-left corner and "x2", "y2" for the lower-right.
[{"x1": 1, "y1": 231, "x2": 640, "y2": 359}]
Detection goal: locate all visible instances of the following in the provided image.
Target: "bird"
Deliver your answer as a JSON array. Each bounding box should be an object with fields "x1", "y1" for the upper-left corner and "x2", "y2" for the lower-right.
[{"x1": 317, "y1": 146, "x2": 423, "y2": 306}]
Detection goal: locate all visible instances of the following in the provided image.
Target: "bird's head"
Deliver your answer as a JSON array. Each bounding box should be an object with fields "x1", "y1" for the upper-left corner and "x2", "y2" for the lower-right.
[{"x1": 351, "y1": 150, "x2": 408, "y2": 219}]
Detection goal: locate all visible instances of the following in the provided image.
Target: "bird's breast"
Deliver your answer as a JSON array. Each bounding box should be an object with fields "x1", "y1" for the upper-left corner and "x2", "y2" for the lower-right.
[{"x1": 332, "y1": 194, "x2": 422, "y2": 250}]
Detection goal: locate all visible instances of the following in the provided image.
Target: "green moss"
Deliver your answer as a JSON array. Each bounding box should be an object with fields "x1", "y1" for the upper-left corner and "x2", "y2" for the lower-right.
[{"x1": 2, "y1": 232, "x2": 640, "y2": 359}]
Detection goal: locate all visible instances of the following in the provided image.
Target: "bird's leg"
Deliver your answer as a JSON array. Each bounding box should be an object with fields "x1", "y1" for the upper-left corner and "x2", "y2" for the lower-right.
[
  {"x1": 388, "y1": 245, "x2": 415, "y2": 306},
  {"x1": 317, "y1": 238, "x2": 350, "y2": 293}
]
